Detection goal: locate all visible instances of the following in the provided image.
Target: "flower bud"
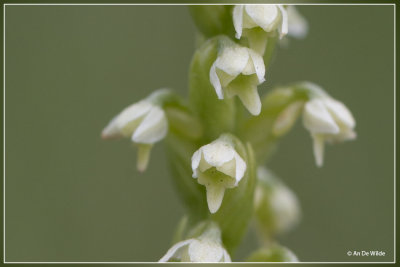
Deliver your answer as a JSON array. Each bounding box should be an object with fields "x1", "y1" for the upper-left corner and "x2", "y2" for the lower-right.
[
  {"x1": 303, "y1": 97, "x2": 356, "y2": 167},
  {"x1": 191, "y1": 134, "x2": 247, "y2": 213},
  {"x1": 254, "y1": 167, "x2": 300, "y2": 237},
  {"x1": 159, "y1": 222, "x2": 231, "y2": 263},
  {"x1": 210, "y1": 44, "x2": 265, "y2": 115}
]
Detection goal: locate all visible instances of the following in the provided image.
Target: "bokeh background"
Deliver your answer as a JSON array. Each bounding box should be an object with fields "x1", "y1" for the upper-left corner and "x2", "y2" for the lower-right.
[{"x1": 5, "y1": 5, "x2": 394, "y2": 262}]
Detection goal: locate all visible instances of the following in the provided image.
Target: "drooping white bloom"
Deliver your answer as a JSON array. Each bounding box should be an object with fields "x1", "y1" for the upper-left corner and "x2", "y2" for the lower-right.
[
  {"x1": 159, "y1": 225, "x2": 231, "y2": 262},
  {"x1": 303, "y1": 97, "x2": 356, "y2": 167},
  {"x1": 191, "y1": 136, "x2": 246, "y2": 213},
  {"x1": 210, "y1": 45, "x2": 265, "y2": 115},
  {"x1": 102, "y1": 95, "x2": 168, "y2": 172},
  {"x1": 233, "y1": 5, "x2": 288, "y2": 54},
  {"x1": 287, "y1": 6, "x2": 308, "y2": 39}
]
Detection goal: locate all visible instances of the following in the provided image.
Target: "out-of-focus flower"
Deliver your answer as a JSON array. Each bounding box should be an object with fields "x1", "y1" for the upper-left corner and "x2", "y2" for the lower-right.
[
  {"x1": 286, "y1": 6, "x2": 308, "y2": 39},
  {"x1": 210, "y1": 45, "x2": 265, "y2": 115},
  {"x1": 254, "y1": 167, "x2": 300, "y2": 236},
  {"x1": 303, "y1": 97, "x2": 356, "y2": 167},
  {"x1": 192, "y1": 135, "x2": 246, "y2": 213},
  {"x1": 159, "y1": 224, "x2": 231, "y2": 262}
]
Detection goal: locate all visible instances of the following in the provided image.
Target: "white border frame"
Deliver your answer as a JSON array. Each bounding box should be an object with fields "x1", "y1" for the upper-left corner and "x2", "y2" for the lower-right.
[{"x1": 2, "y1": 3, "x2": 396, "y2": 264}]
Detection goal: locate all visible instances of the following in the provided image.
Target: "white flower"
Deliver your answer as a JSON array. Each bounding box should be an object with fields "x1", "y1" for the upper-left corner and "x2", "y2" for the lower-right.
[
  {"x1": 233, "y1": 5, "x2": 288, "y2": 39},
  {"x1": 287, "y1": 6, "x2": 308, "y2": 39},
  {"x1": 303, "y1": 97, "x2": 356, "y2": 167},
  {"x1": 233, "y1": 5, "x2": 288, "y2": 54},
  {"x1": 102, "y1": 98, "x2": 168, "y2": 172},
  {"x1": 210, "y1": 45, "x2": 265, "y2": 115},
  {"x1": 159, "y1": 225, "x2": 231, "y2": 262},
  {"x1": 191, "y1": 136, "x2": 246, "y2": 213}
]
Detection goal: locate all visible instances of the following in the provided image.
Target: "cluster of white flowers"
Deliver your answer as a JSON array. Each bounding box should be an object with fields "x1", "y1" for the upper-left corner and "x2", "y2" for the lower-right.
[
  {"x1": 101, "y1": 5, "x2": 355, "y2": 263},
  {"x1": 210, "y1": 5, "x2": 307, "y2": 116}
]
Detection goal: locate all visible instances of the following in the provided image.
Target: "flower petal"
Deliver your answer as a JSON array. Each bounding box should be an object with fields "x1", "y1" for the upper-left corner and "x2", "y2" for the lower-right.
[
  {"x1": 101, "y1": 116, "x2": 121, "y2": 139},
  {"x1": 202, "y1": 141, "x2": 235, "y2": 167},
  {"x1": 159, "y1": 239, "x2": 194, "y2": 262},
  {"x1": 234, "y1": 153, "x2": 246, "y2": 184},
  {"x1": 248, "y1": 49, "x2": 266, "y2": 83},
  {"x1": 188, "y1": 239, "x2": 224, "y2": 262},
  {"x1": 222, "y1": 249, "x2": 232, "y2": 262},
  {"x1": 278, "y1": 5, "x2": 289, "y2": 38},
  {"x1": 245, "y1": 5, "x2": 279, "y2": 32},
  {"x1": 210, "y1": 63, "x2": 224, "y2": 99},
  {"x1": 102, "y1": 101, "x2": 153, "y2": 138},
  {"x1": 191, "y1": 150, "x2": 202, "y2": 178},
  {"x1": 303, "y1": 99, "x2": 339, "y2": 134},
  {"x1": 233, "y1": 5, "x2": 244, "y2": 39},
  {"x1": 215, "y1": 47, "x2": 249, "y2": 77},
  {"x1": 323, "y1": 98, "x2": 356, "y2": 129},
  {"x1": 216, "y1": 158, "x2": 236, "y2": 178},
  {"x1": 132, "y1": 106, "x2": 168, "y2": 144}
]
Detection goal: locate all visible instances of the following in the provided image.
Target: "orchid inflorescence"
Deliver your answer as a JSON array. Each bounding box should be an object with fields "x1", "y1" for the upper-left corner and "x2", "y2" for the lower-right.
[{"x1": 102, "y1": 5, "x2": 356, "y2": 262}]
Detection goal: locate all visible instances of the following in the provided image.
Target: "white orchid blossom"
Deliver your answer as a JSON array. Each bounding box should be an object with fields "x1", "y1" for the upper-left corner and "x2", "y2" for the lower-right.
[
  {"x1": 233, "y1": 5, "x2": 288, "y2": 54},
  {"x1": 210, "y1": 45, "x2": 265, "y2": 115},
  {"x1": 303, "y1": 97, "x2": 356, "y2": 167},
  {"x1": 159, "y1": 225, "x2": 231, "y2": 262},
  {"x1": 102, "y1": 97, "x2": 168, "y2": 172},
  {"x1": 233, "y1": 5, "x2": 288, "y2": 39},
  {"x1": 191, "y1": 136, "x2": 246, "y2": 213}
]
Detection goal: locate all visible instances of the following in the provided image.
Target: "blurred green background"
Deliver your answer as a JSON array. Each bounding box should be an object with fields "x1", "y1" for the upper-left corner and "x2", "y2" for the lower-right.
[{"x1": 5, "y1": 5, "x2": 394, "y2": 262}]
